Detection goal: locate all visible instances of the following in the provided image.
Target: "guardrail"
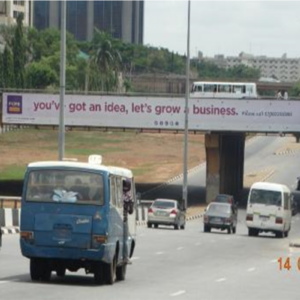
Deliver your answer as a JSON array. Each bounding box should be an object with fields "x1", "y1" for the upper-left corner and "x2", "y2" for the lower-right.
[{"x1": 0, "y1": 196, "x2": 21, "y2": 209}]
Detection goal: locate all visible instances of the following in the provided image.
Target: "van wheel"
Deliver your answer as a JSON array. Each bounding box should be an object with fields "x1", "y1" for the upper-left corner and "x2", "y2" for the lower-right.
[
  {"x1": 154, "y1": 224, "x2": 158, "y2": 228},
  {"x1": 147, "y1": 223, "x2": 152, "y2": 228},
  {"x1": 232, "y1": 227, "x2": 236, "y2": 234},
  {"x1": 30, "y1": 258, "x2": 42, "y2": 281},
  {"x1": 227, "y1": 227, "x2": 231, "y2": 234},
  {"x1": 180, "y1": 223, "x2": 185, "y2": 230},
  {"x1": 174, "y1": 224, "x2": 179, "y2": 230},
  {"x1": 94, "y1": 263, "x2": 104, "y2": 285},
  {"x1": 116, "y1": 264, "x2": 127, "y2": 281},
  {"x1": 30, "y1": 259, "x2": 51, "y2": 282},
  {"x1": 56, "y1": 267, "x2": 66, "y2": 278},
  {"x1": 284, "y1": 231, "x2": 289, "y2": 238},
  {"x1": 104, "y1": 255, "x2": 116, "y2": 285}
]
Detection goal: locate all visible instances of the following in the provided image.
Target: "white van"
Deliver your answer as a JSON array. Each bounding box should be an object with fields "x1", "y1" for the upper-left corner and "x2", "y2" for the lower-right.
[{"x1": 246, "y1": 182, "x2": 292, "y2": 238}]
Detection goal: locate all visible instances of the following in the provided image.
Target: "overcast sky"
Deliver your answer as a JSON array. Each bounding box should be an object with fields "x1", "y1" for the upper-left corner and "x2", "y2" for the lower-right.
[{"x1": 144, "y1": 0, "x2": 300, "y2": 58}]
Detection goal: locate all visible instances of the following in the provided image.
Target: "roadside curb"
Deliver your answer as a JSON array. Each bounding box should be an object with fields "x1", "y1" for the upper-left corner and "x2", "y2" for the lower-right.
[
  {"x1": 273, "y1": 149, "x2": 300, "y2": 156},
  {"x1": 1, "y1": 213, "x2": 204, "y2": 234},
  {"x1": 289, "y1": 241, "x2": 300, "y2": 248},
  {"x1": 1, "y1": 227, "x2": 20, "y2": 234}
]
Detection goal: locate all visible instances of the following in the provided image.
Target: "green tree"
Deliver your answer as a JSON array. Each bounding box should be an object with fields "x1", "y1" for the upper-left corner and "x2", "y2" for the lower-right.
[
  {"x1": 0, "y1": 53, "x2": 3, "y2": 88},
  {"x1": 25, "y1": 62, "x2": 57, "y2": 89},
  {"x1": 13, "y1": 13, "x2": 26, "y2": 88},
  {"x1": 90, "y1": 29, "x2": 122, "y2": 91},
  {"x1": 3, "y1": 45, "x2": 14, "y2": 88}
]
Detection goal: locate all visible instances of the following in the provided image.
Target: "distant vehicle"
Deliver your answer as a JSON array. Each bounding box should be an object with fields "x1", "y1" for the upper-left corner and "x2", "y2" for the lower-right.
[
  {"x1": 190, "y1": 81, "x2": 258, "y2": 99},
  {"x1": 20, "y1": 155, "x2": 136, "y2": 284},
  {"x1": 291, "y1": 196, "x2": 298, "y2": 216},
  {"x1": 203, "y1": 202, "x2": 237, "y2": 234},
  {"x1": 147, "y1": 199, "x2": 186, "y2": 230},
  {"x1": 246, "y1": 182, "x2": 292, "y2": 238}
]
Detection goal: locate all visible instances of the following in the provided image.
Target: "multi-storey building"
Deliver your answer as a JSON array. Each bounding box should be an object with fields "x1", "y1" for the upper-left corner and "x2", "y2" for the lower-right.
[
  {"x1": 0, "y1": 1, "x2": 32, "y2": 26},
  {"x1": 202, "y1": 52, "x2": 300, "y2": 82},
  {"x1": 33, "y1": 1, "x2": 144, "y2": 44}
]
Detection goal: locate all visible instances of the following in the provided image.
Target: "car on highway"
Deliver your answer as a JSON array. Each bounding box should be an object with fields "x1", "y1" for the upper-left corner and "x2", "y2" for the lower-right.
[
  {"x1": 213, "y1": 194, "x2": 238, "y2": 212},
  {"x1": 291, "y1": 196, "x2": 298, "y2": 216},
  {"x1": 147, "y1": 199, "x2": 186, "y2": 230},
  {"x1": 203, "y1": 202, "x2": 237, "y2": 234}
]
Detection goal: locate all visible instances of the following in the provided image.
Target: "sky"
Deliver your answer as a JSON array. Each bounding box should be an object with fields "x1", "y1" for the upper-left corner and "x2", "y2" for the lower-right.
[{"x1": 144, "y1": 0, "x2": 300, "y2": 59}]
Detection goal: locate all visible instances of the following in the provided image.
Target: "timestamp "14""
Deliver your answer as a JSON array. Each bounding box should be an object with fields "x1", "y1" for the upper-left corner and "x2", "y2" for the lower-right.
[{"x1": 278, "y1": 257, "x2": 300, "y2": 271}]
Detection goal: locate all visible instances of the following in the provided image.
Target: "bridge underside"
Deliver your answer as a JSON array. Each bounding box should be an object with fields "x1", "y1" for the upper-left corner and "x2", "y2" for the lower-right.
[{"x1": 205, "y1": 133, "x2": 245, "y2": 203}]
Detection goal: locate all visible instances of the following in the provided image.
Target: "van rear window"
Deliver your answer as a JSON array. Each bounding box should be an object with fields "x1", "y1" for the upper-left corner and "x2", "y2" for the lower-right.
[
  {"x1": 25, "y1": 170, "x2": 104, "y2": 205},
  {"x1": 249, "y1": 189, "x2": 281, "y2": 206}
]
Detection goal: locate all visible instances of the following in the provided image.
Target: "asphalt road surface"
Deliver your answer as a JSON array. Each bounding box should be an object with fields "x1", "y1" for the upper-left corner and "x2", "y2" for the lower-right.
[{"x1": 1, "y1": 210, "x2": 300, "y2": 300}]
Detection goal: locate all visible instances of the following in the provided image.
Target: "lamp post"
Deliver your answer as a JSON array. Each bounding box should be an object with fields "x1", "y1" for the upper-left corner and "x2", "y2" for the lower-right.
[
  {"x1": 182, "y1": 0, "x2": 191, "y2": 211},
  {"x1": 58, "y1": 1, "x2": 66, "y2": 161}
]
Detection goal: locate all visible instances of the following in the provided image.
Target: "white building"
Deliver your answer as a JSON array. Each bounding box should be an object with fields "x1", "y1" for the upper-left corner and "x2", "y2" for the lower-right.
[
  {"x1": 203, "y1": 52, "x2": 300, "y2": 82},
  {"x1": 0, "y1": 1, "x2": 32, "y2": 27}
]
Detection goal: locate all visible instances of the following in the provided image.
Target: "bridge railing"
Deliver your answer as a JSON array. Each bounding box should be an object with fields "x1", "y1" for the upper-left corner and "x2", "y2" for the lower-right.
[{"x1": 0, "y1": 196, "x2": 21, "y2": 209}]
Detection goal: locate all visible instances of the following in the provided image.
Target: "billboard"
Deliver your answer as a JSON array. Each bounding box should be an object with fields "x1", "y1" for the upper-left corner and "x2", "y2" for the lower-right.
[{"x1": 2, "y1": 93, "x2": 300, "y2": 132}]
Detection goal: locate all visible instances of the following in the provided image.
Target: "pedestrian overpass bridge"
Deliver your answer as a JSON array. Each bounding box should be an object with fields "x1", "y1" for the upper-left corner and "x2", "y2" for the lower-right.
[{"x1": 2, "y1": 92, "x2": 300, "y2": 203}]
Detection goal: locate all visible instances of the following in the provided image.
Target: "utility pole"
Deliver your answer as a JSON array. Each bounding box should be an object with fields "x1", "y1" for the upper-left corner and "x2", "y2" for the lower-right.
[
  {"x1": 182, "y1": 0, "x2": 191, "y2": 211},
  {"x1": 58, "y1": 1, "x2": 66, "y2": 161}
]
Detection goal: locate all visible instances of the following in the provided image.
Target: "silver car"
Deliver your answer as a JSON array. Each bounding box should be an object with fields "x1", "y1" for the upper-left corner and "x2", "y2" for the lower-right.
[{"x1": 147, "y1": 199, "x2": 186, "y2": 230}]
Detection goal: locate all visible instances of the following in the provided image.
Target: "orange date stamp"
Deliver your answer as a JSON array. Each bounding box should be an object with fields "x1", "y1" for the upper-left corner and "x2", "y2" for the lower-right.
[{"x1": 278, "y1": 257, "x2": 300, "y2": 271}]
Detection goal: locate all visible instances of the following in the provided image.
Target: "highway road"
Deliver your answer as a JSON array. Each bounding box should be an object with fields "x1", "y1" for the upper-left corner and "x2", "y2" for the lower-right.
[
  {"x1": 1, "y1": 210, "x2": 300, "y2": 300},
  {"x1": 143, "y1": 135, "x2": 300, "y2": 204},
  {"x1": 1, "y1": 135, "x2": 300, "y2": 300}
]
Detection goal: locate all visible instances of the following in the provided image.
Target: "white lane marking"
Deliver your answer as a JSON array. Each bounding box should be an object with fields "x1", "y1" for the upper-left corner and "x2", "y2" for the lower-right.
[
  {"x1": 131, "y1": 257, "x2": 140, "y2": 261},
  {"x1": 270, "y1": 259, "x2": 278, "y2": 263},
  {"x1": 177, "y1": 247, "x2": 184, "y2": 251},
  {"x1": 155, "y1": 251, "x2": 164, "y2": 255},
  {"x1": 216, "y1": 278, "x2": 227, "y2": 282},
  {"x1": 170, "y1": 290, "x2": 186, "y2": 297},
  {"x1": 247, "y1": 267, "x2": 256, "y2": 272},
  {"x1": 0, "y1": 281, "x2": 9, "y2": 284}
]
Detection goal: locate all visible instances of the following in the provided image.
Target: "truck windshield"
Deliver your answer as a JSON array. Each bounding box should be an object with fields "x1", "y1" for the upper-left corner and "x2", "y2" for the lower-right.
[
  {"x1": 25, "y1": 169, "x2": 104, "y2": 205},
  {"x1": 249, "y1": 189, "x2": 282, "y2": 206}
]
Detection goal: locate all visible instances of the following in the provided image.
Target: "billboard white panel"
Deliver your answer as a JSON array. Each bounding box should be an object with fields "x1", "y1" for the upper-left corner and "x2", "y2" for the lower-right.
[{"x1": 2, "y1": 93, "x2": 300, "y2": 132}]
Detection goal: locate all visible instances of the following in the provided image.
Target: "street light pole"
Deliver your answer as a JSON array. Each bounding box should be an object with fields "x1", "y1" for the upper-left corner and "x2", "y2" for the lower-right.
[
  {"x1": 183, "y1": 0, "x2": 191, "y2": 211},
  {"x1": 58, "y1": 0, "x2": 66, "y2": 161}
]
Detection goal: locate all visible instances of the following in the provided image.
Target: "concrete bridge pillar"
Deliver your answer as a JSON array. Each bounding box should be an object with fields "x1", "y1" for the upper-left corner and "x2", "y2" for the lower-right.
[
  {"x1": 205, "y1": 134, "x2": 220, "y2": 203},
  {"x1": 205, "y1": 133, "x2": 245, "y2": 203}
]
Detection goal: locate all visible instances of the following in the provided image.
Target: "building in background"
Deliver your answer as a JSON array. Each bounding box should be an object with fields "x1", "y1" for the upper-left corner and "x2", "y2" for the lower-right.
[
  {"x1": 33, "y1": 1, "x2": 144, "y2": 44},
  {"x1": 0, "y1": 1, "x2": 32, "y2": 26},
  {"x1": 201, "y1": 52, "x2": 300, "y2": 82}
]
